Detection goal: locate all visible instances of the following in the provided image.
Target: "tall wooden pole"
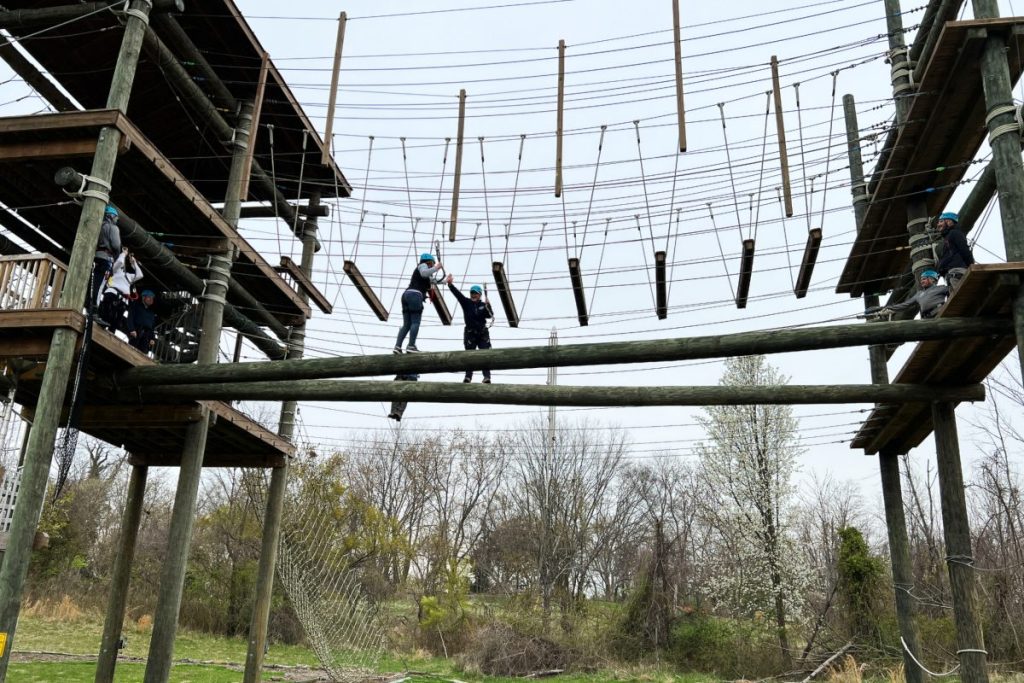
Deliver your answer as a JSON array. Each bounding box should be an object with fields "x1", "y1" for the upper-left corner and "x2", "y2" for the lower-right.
[
  {"x1": 242, "y1": 192, "x2": 320, "y2": 682},
  {"x1": 449, "y1": 89, "x2": 467, "y2": 242},
  {"x1": 0, "y1": 3, "x2": 152, "y2": 679},
  {"x1": 883, "y1": 0, "x2": 912, "y2": 126},
  {"x1": 845, "y1": 94, "x2": 923, "y2": 683},
  {"x1": 972, "y1": 0, "x2": 1024, "y2": 384},
  {"x1": 555, "y1": 40, "x2": 565, "y2": 197},
  {"x1": 671, "y1": 0, "x2": 686, "y2": 152},
  {"x1": 95, "y1": 466, "x2": 148, "y2": 683},
  {"x1": 770, "y1": 56, "x2": 793, "y2": 217},
  {"x1": 119, "y1": 317, "x2": 1010, "y2": 387},
  {"x1": 322, "y1": 12, "x2": 347, "y2": 166},
  {"x1": 143, "y1": 101, "x2": 255, "y2": 683},
  {"x1": 932, "y1": 402, "x2": 990, "y2": 683}
]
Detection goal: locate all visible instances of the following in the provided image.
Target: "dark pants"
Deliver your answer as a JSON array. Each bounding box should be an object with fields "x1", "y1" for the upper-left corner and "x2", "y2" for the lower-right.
[
  {"x1": 129, "y1": 327, "x2": 154, "y2": 354},
  {"x1": 90, "y1": 256, "x2": 112, "y2": 309},
  {"x1": 98, "y1": 291, "x2": 127, "y2": 331},
  {"x1": 396, "y1": 289, "x2": 424, "y2": 348},
  {"x1": 464, "y1": 326, "x2": 491, "y2": 381}
]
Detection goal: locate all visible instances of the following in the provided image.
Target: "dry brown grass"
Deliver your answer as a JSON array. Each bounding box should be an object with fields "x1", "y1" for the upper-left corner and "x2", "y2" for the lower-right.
[
  {"x1": 21, "y1": 595, "x2": 83, "y2": 621},
  {"x1": 826, "y1": 655, "x2": 866, "y2": 683}
]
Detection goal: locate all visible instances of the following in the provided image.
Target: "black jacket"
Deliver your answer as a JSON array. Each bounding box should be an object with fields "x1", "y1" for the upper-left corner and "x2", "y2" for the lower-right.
[
  {"x1": 448, "y1": 284, "x2": 492, "y2": 329},
  {"x1": 937, "y1": 227, "x2": 974, "y2": 275}
]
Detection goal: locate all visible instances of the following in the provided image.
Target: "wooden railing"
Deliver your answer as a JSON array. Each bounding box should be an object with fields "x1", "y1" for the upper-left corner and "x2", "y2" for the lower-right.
[{"x1": 0, "y1": 254, "x2": 68, "y2": 311}]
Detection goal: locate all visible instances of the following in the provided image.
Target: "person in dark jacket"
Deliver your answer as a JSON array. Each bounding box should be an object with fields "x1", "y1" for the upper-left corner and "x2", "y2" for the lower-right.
[
  {"x1": 936, "y1": 211, "x2": 974, "y2": 293},
  {"x1": 878, "y1": 270, "x2": 948, "y2": 319},
  {"x1": 127, "y1": 289, "x2": 157, "y2": 353},
  {"x1": 388, "y1": 372, "x2": 419, "y2": 421},
  {"x1": 446, "y1": 274, "x2": 493, "y2": 383},
  {"x1": 91, "y1": 205, "x2": 121, "y2": 308},
  {"x1": 394, "y1": 253, "x2": 443, "y2": 354}
]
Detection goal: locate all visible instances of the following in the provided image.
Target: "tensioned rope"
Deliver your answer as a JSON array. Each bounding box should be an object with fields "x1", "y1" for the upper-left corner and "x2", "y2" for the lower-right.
[
  {"x1": 815, "y1": 71, "x2": 840, "y2": 231},
  {"x1": 707, "y1": 202, "x2": 735, "y2": 300},
  {"x1": 503, "y1": 134, "x2": 527, "y2": 264},
  {"x1": 751, "y1": 90, "x2": 772, "y2": 243},
  {"x1": 352, "y1": 136, "x2": 375, "y2": 261},
  {"x1": 579, "y1": 125, "x2": 607, "y2": 256},
  {"x1": 589, "y1": 217, "x2": 612, "y2": 315},
  {"x1": 291, "y1": 129, "x2": 309, "y2": 261},
  {"x1": 717, "y1": 102, "x2": 745, "y2": 245}
]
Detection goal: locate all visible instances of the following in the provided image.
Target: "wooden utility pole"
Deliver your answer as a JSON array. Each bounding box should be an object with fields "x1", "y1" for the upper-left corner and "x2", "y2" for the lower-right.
[
  {"x1": 322, "y1": 12, "x2": 347, "y2": 165},
  {"x1": 671, "y1": 0, "x2": 686, "y2": 152},
  {"x1": 143, "y1": 101, "x2": 254, "y2": 683},
  {"x1": 118, "y1": 317, "x2": 1011, "y2": 387},
  {"x1": 0, "y1": 3, "x2": 153, "y2": 679},
  {"x1": 95, "y1": 466, "x2": 148, "y2": 683},
  {"x1": 243, "y1": 192, "x2": 321, "y2": 682},
  {"x1": 883, "y1": 0, "x2": 912, "y2": 126},
  {"x1": 932, "y1": 402, "x2": 990, "y2": 683},
  {"x1": 449, "y1": 89, "x2": 467, "y2": 242},
  {"x1": 555, "y1": 40, "x2": 565, "y2": 197},
  {"x1": 770, "y1": 56, "x2": 793, "y2": 217}
]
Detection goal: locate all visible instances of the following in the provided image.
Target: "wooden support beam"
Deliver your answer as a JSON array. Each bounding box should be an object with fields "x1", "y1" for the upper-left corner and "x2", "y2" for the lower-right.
[
  {"x1": 555, "y1": 39, "x2": 566, "y2": 197},
  {"x1": 343, "y1": 260, "x2": 388, "y2": 321},
  {"x1": 794, "y1": 228, "x2": 822, "y2": 298},
  {"x1": 277, "y1": 256, "x2": 332, "y2": 314},
  {"x1": 0, "y1": 0, "x2": 182, "y2": 30},
  {"x1": 322, "y1": 12, "x2": 347, "y2": 166},
  {"x1": 430, "y1": 284, "x2": 453, "y2": 326},
  {"x1": 672, "y1": 0, "x2": 687, "y2": 152},
  {"x1": 736, "y1": 238, "x2": 755, "y2": 309},
  {"x1": 118, "y1": 317, "x2": 1013, "y2": 387},
  {"x1": 568, "y1": 257, "x2": 588, "y2": 326},
  {"x1": 133, "y1": 380, "x2": 986, "y2": 407},
  {"x1": 238, "y1": 54, "x2": 269, "y2": 202},
  {"x1": 0, "y1": 43, "x2": 76, "y2": 113},
  {"x1": 771, "y1": 56, "x2": 793, "y2": 217},
  {"x1": 491, "y1": 261, "x2": 520, "y2": 328},
  {"x1": 0, "y1": 138, "x2": 118, "y2": 162},
  {"x1": 449, "y1": 89, "x2": 467, "y2": 242},
  {"x1": 655, "y1": 250, "x2": 667, "y2": 319},
  {"x1": 238, "y1": 204, "x2": 329, "y2": 219},
  {"x1": 22, "y1": 404, "x2": 204, "y2": 429}
]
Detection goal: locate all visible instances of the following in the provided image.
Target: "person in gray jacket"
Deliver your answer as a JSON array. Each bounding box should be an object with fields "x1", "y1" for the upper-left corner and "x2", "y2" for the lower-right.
[
  {"x1": 878, "y1": 269, "x2": 948, "y2": 319},
  {"x1": 91, "y1": 205, "x2": 121, "y2": 308}
]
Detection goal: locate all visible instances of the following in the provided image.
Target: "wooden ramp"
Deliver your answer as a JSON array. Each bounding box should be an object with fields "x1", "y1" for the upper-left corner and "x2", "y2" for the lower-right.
[
  {"x1": 837, "y1": 19, "x2": 1024, "y2": 297},
  {"x1": 1, "y1": 309, "x2": 292, "y2": 468},
  {"x1": 851, "y1": 263, "x2": 1023, "y2": 455}
]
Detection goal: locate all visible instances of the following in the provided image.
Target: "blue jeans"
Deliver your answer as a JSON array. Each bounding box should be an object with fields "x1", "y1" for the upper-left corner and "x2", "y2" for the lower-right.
[{"x1": 396, "y1": 290, "x2": 424, "y2": 347}]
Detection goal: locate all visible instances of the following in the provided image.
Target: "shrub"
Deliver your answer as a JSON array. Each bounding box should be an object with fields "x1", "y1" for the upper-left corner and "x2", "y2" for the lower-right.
[{"x1": 462, "y1": 622, "x2": 579, "y2": 676}]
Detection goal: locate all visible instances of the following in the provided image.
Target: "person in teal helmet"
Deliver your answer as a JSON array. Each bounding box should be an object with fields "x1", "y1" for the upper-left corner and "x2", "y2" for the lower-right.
[
  {"x1": 878, "y1": 269, "x2": 948, "y2": 319},
  {"x1": 91, "y1": 205, "x2": 121, "y2": 308},
  {"x1": 935, "y1": 211, "x2": 974, "y2": 293},
  {"x1": 394, "y1": 253, "x2": 443, "y2": 353},
  {"x1": 446, "y1": 275, "x2": 494, "y2": 383}
]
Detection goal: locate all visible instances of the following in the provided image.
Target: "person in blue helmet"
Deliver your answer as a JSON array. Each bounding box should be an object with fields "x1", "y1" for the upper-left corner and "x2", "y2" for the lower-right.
[
  {"x1": 446, "y1": 274, "x2": 494, "y2": 383},
  {"x1": 394, "y1": 252, "x2": 443, "y2": 353},
  {"x1": 878, "y1": 269, "x2": 948, "y2": 319},
  {"x1": 935, "y1": 211, "x2": 974, "y2": 293},
  {"x1": 127, "y1": 289, "x2": 158, "y2": 354},
  {"x1": 91, "y1": 205, "x2": 121, "y2": 309}
]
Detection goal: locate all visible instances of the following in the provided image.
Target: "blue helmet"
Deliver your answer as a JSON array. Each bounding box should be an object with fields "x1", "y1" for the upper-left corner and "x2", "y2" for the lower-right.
[
  {"x1": 921, "y1": 269, "x2": 939, "y2": 280},
  {"x1": 419, "y1": 253, "x2": 435, "y2": 262},
  {"x1": 939, "y1": 211, "x2": 958, "y2": 223},
  {"x1": 104, "y1": 205, "x2": 118, "y2": 217},
  {"x1": 470, "y1": 285, "x2": 483, "y2": 295}
]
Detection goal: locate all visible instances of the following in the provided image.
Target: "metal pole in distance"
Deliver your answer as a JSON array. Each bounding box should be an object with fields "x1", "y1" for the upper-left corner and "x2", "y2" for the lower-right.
[{"x1": 0, "y1": 2, "x2": 152, "y2": 679}]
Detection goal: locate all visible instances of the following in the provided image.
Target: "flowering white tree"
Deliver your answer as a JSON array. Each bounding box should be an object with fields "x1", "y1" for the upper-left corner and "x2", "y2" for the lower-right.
[{"x1": 697, "y1": 355, "x2": 809, "y2": 665}]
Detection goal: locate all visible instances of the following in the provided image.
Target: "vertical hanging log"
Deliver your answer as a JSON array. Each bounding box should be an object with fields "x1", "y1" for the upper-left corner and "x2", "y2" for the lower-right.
[
  {"x1": 430, "y1": 284, "x2": 453, "y2": 325},
  {"x1": 671, "y1": 0, "x2": 687, "y2": 152},
  {"x1": 492, "y1": 261, "x2": 520, "y2": 328},
  {"x1": 238, "y1": 51, "x2": 269, "y2": 202},
  {"x1": 568, "y1": 257, "x2": 588, "y2": 326},
  {"x1": 555, "y1": 39, "x2": 566, "y2": 197},
  {"x1": 321, "y1": 11, "x2": 347, "y2": 165},
  {"x1": 771, "y1": 56, "x2": 793, "y2": 217},
  {"x1": 736, "y1": 238, "x2": 755, "y2": 308},
  {"x1": 794, "y1": 228, "x2": 822, "y2": 298},
  {"x1": 655, "y1": 250, "x2": 667, "y2": 318},
  {"x1": 449, "y1": 89, "x2": 467, "y2": 242}
]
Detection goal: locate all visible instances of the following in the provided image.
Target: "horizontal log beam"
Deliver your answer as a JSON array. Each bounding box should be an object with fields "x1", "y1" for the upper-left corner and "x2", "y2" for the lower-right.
[
  {"x1": 128, "y1": 381, "x2": 986, "y2": 407},
  {"x1": 0, "y1": 1, "x2": 183, "y2": 30},
  {"x1": 117, "y1": 317, "x2": 1013, "y2": 388}
]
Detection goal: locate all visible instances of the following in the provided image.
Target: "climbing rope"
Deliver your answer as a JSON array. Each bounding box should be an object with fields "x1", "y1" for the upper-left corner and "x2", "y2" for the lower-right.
[
  {"x1": 503, "y1": 134, "x2": 526, "y2": 265},
  {"x1": 430, "y1": 138, "x2": 451, "y2": 248},
  {"x1": 580, "y1": 125, "x2": 607, "y2": 257},
  {"x1": 751, "y1": 90, "x2": 772, "y2": 243},
  {"x1": 353, "y1": 136, "x2": 375, "y2": 261},
  {"x1": 707, "y1": 203, "x2": 735, "y2": 300},
  {"x1": 589, "y1": 217, "x2": 612, "y2": 316},
  {"x1": 519, "y1": 221, "x2": 547, "y2": 318},
  {"x1": 717, "y1": 103, "x2": 745, "y2": 244},
  {"x1": 479, "y1": 137, "x2": 495, "y2": 268},
  {"x1": 291, "y1": 129, "x2": 309, "y2": 261},
  {"x1": 816, "y1": 71, "x2": 840, "y2": 231}
]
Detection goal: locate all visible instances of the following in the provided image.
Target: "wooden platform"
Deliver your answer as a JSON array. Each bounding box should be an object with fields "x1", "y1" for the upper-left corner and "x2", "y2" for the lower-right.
[
  {"x1": 0, "y1": 110, "x2": 309, "y2": 325},
  {"x1": 1, "y1": 309, "x2": 291, "y2": 467},
  {"x1": 851, "y1": 263, "x2": 1023, "y2": 455},
  {"x1": 837, "y1": 19, "x2": 1024, "y2": 297}
]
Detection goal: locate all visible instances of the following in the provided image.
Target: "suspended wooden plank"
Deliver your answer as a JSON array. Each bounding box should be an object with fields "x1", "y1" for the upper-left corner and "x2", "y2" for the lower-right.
[
  {"x1": 430, "y1": 284, "x2": 453, "y2": 325},
  {"x1": 555, "y1": 39, "x2": 566, "y2": 197},
  {"x1": 492, "y1": 261, "x2": 520, "y2": 328},
  {"x1": 671, "y1": 0, "x2": 687, "y2": 152},
  {"x1": 735, "y1": 239, "x2": 755, "y2": 309},
  {"x1": 770, "y1": 56, "x2": 793, "y2": 217},
  {"x1": 568, "y1": 257, "x2": 588, "y2": 326},
  {"x1": 321, "y1": 11, "x2": 347, "y2": 166},
  {"x1": 449, "y1": 89, "x2": 467, "y2": 242},
  {"x1": 794, "y1": 228, "x2": 822, "y2": 299},
  {"x1": 655, "y1": 250, "x2": 667, "y2": 319},
  {"x1": 342, "y1": 260, "x2": 388, "y2": 321}
]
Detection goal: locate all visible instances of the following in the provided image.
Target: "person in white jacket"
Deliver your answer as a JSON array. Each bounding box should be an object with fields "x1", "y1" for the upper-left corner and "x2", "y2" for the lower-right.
[{"x1": 97, "y1": 248, "x2": 143, "y2": 331}]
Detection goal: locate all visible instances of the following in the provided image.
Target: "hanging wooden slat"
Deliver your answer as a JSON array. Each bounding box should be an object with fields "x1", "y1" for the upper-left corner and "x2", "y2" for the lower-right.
[
  {"x1": 672, "y1": 0, "x2": 687, "y2": 152},
  {"x1": 321, "y1": 11, "x2": 347, "y2": 165},
  {"x1": 492, "y1": 261, "x2": 520, "y2": 328},
  {"x1": 655, "y1": 250, "x2": 667, "y2": 319},
  {"x1": 555, "y1": 39, "x2": 566, "y2": 197},
  {"x1": 771, "y1": 56, "x2": 793, "y2": 217},
  {"x1": 449, "y1": 89, "x2": 467, "y2": 242},
  {"x1": 794, "y1": 228, "x2": 822, "y2": 299},
  {"x1": 735, "y1": 239, "x2": 755, "y2": 309},
  {"x1": 429, "y1": 284, "x2": 453, "y2": 325},
  {"x1": 343, "y1": 260, "x2": 388, "y2": 321},
  {"x1": 568, "y1": 257, "x2": 588, "y2": 326}
]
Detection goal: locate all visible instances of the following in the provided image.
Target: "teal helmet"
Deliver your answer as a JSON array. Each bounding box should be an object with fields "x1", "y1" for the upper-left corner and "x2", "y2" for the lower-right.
[
  {"x1": 939, "y1": 211, "x2": 958, "y2": 223},
  {"x1": 921, "y1": 269, "x2": 939, "y2": 280},
  {"x1": 419, "y1": 253, "x2": 435, "y2": 262},
  {"x1": 104, "y1": 205, "x2": 118, "y2": 217},
  {"x1": 470, "y1": 285, "x2": 483, "y2": 295}
]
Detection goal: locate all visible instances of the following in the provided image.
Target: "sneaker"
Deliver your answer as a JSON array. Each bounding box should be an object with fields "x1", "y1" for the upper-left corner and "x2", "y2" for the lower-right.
[
  {"x1": 388, "y1": 412, "x2": 400, "y2": 421},
  {"x1": 482, "y1": 378, "x2": 491, "y2": 384},
  {"x1": 463, "y1": 377, "x2": 472, "y2": 383},
  {"x1": 406, "y1": 345, "x2": 419, "y2": 353},
  {"x1": 393, "y1": 346, "x2": 402, "y2": 354}
]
